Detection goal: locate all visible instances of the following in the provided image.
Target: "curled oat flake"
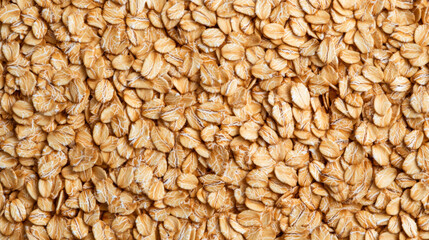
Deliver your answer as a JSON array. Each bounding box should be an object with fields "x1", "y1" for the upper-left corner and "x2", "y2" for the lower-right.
[{"x1": 0, "y1": 0, "x2": 429, "y2": 239}]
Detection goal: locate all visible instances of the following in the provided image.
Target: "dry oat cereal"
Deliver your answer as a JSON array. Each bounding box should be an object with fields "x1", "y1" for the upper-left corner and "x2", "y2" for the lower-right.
[{"x1": 0, "y1": 0, "x2": 429, "y2": 239}]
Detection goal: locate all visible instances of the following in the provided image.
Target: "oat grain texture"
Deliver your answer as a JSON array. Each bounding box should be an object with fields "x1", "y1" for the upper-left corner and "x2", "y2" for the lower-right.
[{"x1": 0, "y1": 0, "x2": 429, "y2": 239}]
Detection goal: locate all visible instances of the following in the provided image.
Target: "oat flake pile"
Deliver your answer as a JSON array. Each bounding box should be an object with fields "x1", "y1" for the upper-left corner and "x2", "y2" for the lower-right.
[{"x1": 1, "y1": 0, "x2": 429, "y2": 239}]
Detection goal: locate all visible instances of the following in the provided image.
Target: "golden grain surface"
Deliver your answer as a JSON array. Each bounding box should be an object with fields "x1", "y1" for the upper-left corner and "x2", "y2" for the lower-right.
[{"x1": 0, "y1": 0, "x2": 429, "y2": 239}]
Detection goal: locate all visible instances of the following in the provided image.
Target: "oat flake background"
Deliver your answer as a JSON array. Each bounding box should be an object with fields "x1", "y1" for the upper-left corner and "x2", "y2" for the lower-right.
[{"x1": 0, "y1": 0, "x2": 429, "y2": 239}]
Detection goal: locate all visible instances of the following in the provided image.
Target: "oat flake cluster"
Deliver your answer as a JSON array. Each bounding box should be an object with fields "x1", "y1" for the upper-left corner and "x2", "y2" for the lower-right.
[{"x1": 1, "y1": 0, "x2": 429, "y2": 239}]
